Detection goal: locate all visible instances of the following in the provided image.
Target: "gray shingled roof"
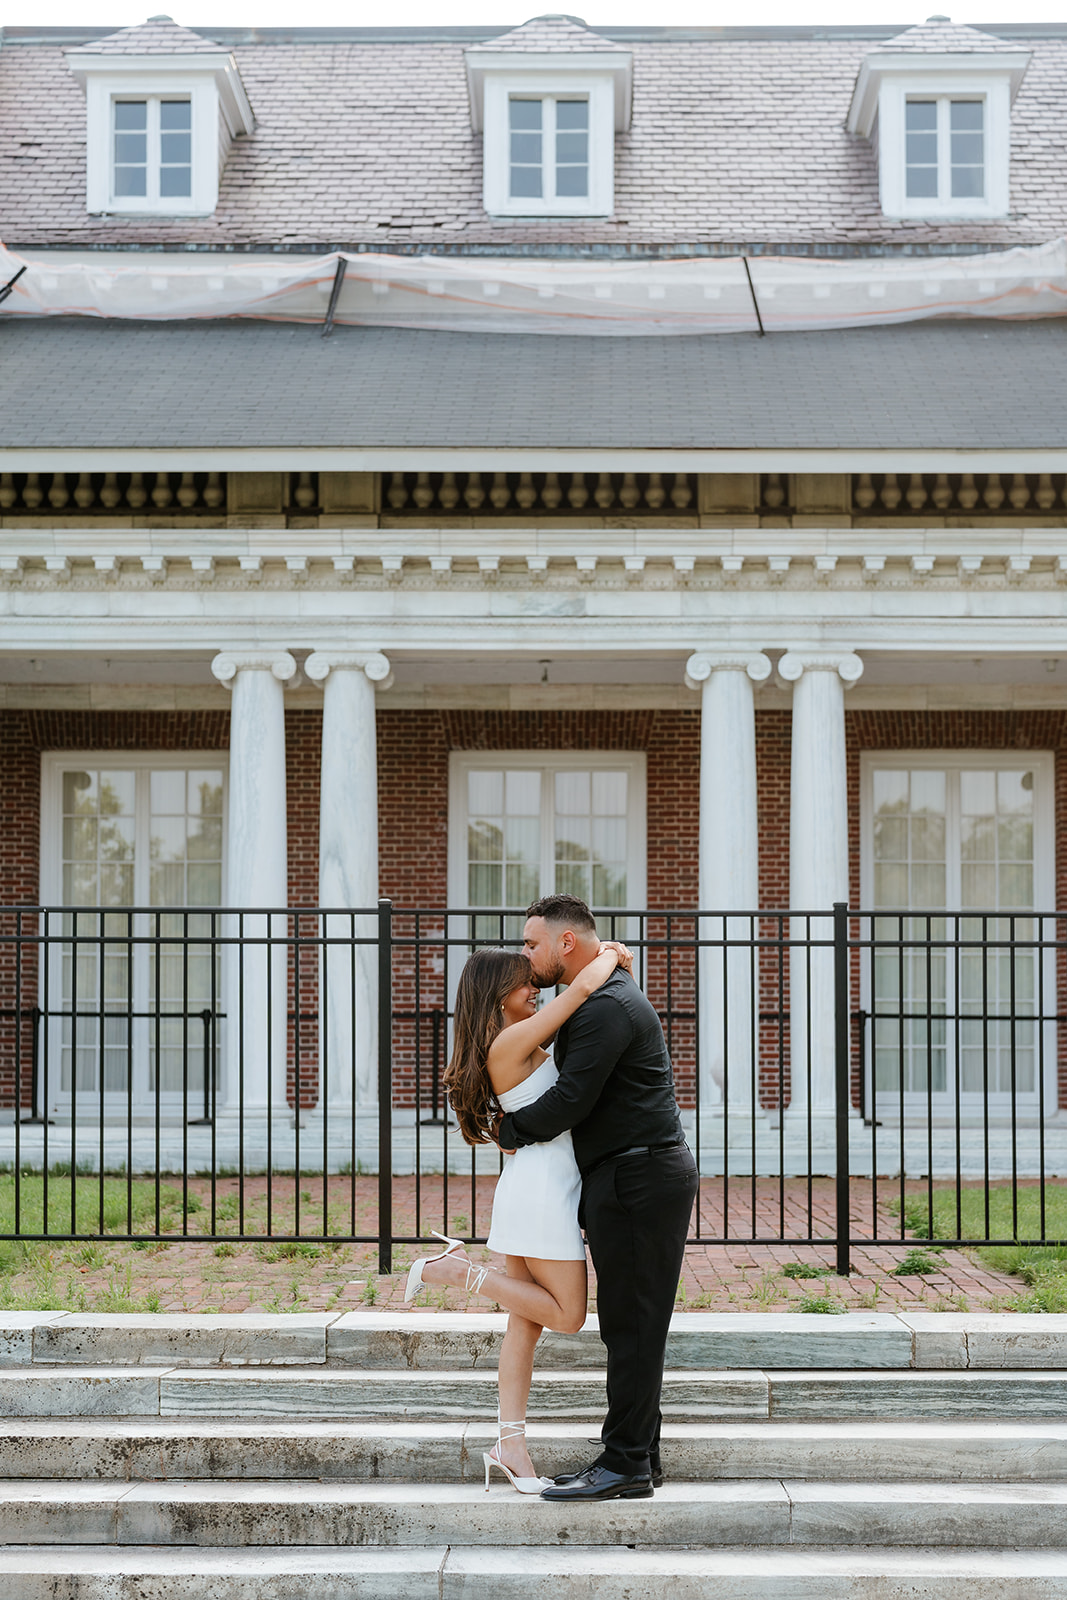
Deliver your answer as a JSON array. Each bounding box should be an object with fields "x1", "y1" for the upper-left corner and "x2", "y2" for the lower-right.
[
  {"x1": 467, "y1": 15, "x2": 629, "y2": 53},
  {"x1": 1, "y1": 24, "x2": 1065, "y2": 251},
  {"x1": 65, "y1": 17, "x2": 224, "y2": 55},
  {"x1": 873, "y1": 19, "x2": 1027, "y2": 54},
  {"x1": 1, "y1": 316, "x2": 1064, "y2": 451}
]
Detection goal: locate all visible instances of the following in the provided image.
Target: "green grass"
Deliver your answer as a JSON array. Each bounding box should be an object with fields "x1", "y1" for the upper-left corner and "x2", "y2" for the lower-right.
[
  {"x1": 0, "y1": 1172, "x2": 202, "y2": 1276},
  {"x1": 891, "y1": 1249, "x2": 942, "y2": 1277},
  {"x1": 892, "y1": 1182, "x2": 1067, "y2": 1311},
  {"x1": 794, "y1": 1294, "x2": 845, "y2": 1314},
  {"x1": 781, "y1": 1262, "x2": 829, "y2": 1281}
]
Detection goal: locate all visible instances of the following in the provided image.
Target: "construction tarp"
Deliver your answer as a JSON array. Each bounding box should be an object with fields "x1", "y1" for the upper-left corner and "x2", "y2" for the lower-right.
[{"x1": 2, "y1": 237, "x2": 1066, "y2": 336}]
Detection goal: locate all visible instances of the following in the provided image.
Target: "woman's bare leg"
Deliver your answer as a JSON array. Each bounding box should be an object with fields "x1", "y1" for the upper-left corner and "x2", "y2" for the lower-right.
[
  {"x1": 421, "y1": 1250, "x2": 587, "y2": 1335},
  {"x1": 496, "y1": 1258, "x2": 542, "y2": 1479}
]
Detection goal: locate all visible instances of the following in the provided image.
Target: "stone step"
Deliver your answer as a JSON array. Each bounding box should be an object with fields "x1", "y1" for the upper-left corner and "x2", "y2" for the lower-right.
[
  {"x1": 6, "y1": 1311, "x2": 1067, "y2": 1374},
  {"x1": 4, "y1": 1364, "x2": 1067, "y2": 1420},
  {"x1": 3, "y1": 1545, "x2": 1067, "y2": 1599},
  {"x1": 2, "y1": 1480, "x2": 1067, "y2": 1549},
  {"x1": 3, "y1": 1418, "x2": 1067, "y2": 1485}
]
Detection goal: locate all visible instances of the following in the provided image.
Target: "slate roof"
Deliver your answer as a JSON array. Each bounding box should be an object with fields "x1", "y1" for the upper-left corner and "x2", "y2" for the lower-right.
[
  {"x1": 868, "y1": 20, "x2": 1026, "y2": 53},
  {"x1": 1, "y1": 17, "x2": 1065, "y2": 250},
  {"x1": 1, "y1": 315, "x2": 1064, "y2": 451},
  {"x1": 65, "y1": 17, "x2": 224, "y2": 54},
  {"x1": 467, "y1": 15, "x2": 630, "y2": 54}
]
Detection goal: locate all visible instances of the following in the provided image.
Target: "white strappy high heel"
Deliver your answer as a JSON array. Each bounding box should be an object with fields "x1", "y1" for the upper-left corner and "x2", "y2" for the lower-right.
[
  {"x1": 403, "y1": 1230, "x2": 463, "y2": 1303},
  {"x1": 483, "y1": 1420, "x2": 549, "y2": 1494},
  {"x1": 404, "y1": 1231, "x2": 494, "y2": 1303}
]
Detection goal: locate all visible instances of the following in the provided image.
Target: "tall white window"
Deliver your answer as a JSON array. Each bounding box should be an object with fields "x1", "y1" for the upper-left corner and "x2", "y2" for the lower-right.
[
  {"x1": 41, "y1": 756, "x2": 226, "y2": 1112},
  {"x1": 861, "y1": 754, "x2": 1054, "y2": 1116},
  {"x1": 113, "y1": 97, "x2": 192, "y2": 202},
  {"x1": 509, "y1": 96, "x2": 589, "y2": 202},
  {"x1": 449, "y1": 753, "x2": 646, "y2": 940},
  {"x1": 905, "y1": 97, "x2": 984, "y2": 202}
]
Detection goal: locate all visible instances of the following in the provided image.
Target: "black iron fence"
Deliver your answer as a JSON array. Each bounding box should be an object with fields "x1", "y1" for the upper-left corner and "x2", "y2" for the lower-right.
[{"x1": 0, "y1": 901, "x2": 1063, "y2": 1276}]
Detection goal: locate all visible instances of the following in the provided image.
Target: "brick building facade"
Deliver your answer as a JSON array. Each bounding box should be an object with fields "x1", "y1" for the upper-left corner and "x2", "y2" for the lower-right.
[{"x1": 3, "y1": 13, "x2": 1067, "y2": 1166}]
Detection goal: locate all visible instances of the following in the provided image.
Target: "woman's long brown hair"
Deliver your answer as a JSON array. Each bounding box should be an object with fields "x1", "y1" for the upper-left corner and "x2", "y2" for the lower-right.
[{"x1": 444, "y1": 948, "x2": 533, "y2": 1146}]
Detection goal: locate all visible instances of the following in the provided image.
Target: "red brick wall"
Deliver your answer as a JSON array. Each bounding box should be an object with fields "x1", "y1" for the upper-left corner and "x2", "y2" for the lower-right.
[
  {"x1": 3, "y1": 703, "x2": 1062, "y2": 1118},
  {"x1": 377, "y1": 709, "x2": 701, "y2": 1110}
]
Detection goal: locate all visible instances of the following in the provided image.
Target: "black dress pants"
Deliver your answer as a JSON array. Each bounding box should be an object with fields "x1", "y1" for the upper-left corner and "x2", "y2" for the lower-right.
[{"x1": 580, "y1": 1143, "x2": 699, "y2": 1476}]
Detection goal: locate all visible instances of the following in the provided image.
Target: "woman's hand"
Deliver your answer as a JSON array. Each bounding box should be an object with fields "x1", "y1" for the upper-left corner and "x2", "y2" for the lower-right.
[{"x1": 599, "y1": 939, "x2": 635, "y2": 975}]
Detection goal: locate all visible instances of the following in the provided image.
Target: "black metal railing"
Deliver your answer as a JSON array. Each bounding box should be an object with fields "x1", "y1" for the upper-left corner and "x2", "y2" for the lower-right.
[{"x1": 0, "y1": 901, "x2": 1063, "y2": 1276}]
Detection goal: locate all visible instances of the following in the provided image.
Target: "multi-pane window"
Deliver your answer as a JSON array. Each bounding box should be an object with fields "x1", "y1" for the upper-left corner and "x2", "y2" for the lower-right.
[
  {"x1": 508, "y1": 96, "x2": 589, "y2": 203},
  {"x1": 112, "y1": 97, "x2": 192, "y2": 203},
  {"x1": 905, "y1": 97, "x2": 984, "y2": 202},
  {"x1": 454, "y1": 756, "x2": 644, "y2": 942},
  {"x1": 51, "y1": 760, "x2": 224, "y2": 1104},
  {"x1": 866, "y1": 760, "x2": 1049, "y2": 1108}
]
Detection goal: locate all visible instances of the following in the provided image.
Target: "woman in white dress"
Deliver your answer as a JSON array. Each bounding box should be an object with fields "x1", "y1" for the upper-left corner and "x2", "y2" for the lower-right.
[{"x1": 404, "y1": 941, "x2": 630, "y2": 1492}]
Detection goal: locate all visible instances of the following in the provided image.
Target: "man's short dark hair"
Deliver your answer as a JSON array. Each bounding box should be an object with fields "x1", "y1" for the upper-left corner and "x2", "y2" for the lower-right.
[{"x1": 526, "y1": 893, "x2": 597, "y2": 934}]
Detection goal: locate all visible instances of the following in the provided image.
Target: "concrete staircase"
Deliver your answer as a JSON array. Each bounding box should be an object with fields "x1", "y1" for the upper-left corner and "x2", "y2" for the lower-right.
[{"x1": 2, "y1": 1309, "x2": 1067, "y2": 1596}]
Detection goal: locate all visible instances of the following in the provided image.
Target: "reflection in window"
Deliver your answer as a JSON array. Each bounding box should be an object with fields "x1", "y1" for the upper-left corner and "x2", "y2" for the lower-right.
[
  {"x1": 464, "y1": 764, "x2": 631, "y2": 941},
  {"x1": 508, "y1": 96, "x2": 589, "y2": 203},
  {"x1": 905, "y1": 97, "x2": 984, "y2": 204},
  {"x1": 870, "y1": 764, "x2": 1038, "y2": 1103},
  {"x1": 56, "y1": 764, "x2": 223, "y2": 1099}
]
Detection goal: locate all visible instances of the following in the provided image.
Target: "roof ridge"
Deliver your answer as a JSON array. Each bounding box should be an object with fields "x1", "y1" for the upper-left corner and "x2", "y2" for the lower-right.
[
  {"x1": 66, "y1": 15, "x2": 223, "y2": 55},
  {"x1": 872, "y1": 16, "x2": 1029, "y2": 53},
  {"x1": 467, "y1": 13, "x2": 630, "y2": 54}
]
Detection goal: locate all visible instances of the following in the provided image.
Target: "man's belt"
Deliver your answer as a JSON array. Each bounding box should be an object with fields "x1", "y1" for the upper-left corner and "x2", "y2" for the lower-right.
[{"x1": 582, "y1": 1138, "x2": 686, "y2": 1177}]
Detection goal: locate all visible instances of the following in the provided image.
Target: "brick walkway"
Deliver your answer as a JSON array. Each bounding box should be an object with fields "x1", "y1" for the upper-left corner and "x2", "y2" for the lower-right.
[{"x1": 12, "y1": 1175, "x2": 1022, "y2": 1316}]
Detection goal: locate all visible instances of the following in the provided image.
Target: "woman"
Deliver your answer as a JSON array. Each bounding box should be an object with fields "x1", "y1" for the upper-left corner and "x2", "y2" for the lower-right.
[{"x1": 404, "y1": 940, "x2": 629, "y2": 1493}]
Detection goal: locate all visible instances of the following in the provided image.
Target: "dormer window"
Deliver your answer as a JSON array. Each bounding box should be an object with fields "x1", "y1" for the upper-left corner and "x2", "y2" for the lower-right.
[
  {"x1": 66, "y1": 17, "x2": 253, "y2": 219},
  {"x1": 466, "y1": 15, "x2": 632, "y2": 220},
  {"x1": 905, "y1": 97, "x2": 983, "y2": 202},
  {"x1": 113, "y1": 98, "x2": 192, "y2": 201},
  {"x1": 847, "y1": 20, "x2": 1030, "y2": 222},
  {"x1": 509, "y1": 95, "x2": 589, "y2": 202}
]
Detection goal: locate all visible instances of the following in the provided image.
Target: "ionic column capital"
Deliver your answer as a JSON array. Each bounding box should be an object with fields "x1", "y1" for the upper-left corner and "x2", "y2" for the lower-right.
[
  {"x1": 684, "y1": 651, "x2": 773, "y2": 691},
  {"x1": 211, "y1": 650, "x2": 298, "y2": 687},
  {"x1": 778, "y1": 650, "x2": 863, "y2": 686},
  {"x1": 304, "y1": 650, "x2": 393, "y2": 690}
]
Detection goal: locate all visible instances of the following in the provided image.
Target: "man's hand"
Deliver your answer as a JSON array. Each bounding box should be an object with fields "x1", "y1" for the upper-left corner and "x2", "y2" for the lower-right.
[
  {"x1": 489, "y1": 1111, "x2": 517, "y2": 1154},
  {"x1": 599, "y1": 939, "x2": 635, "y2": 975}
]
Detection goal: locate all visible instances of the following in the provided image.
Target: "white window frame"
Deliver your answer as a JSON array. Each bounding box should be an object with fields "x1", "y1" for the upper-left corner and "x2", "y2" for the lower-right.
[
  {"x1": 482, "y1": 72, "x2": 616, "y2": 218},
  {"x1": 82, "y1": 72, "x2": 220, "y2": 216},
  {"x1": 447, "y1": 750, "x2": 647, "y2": 913},
  {"x1": 40, "y1": 751, "x2": 229, "y2": 906},
  {"x1": 877, "y1": 73, "x2": 1011, "y2": 219},
  {"x1": 859, "y1": 750, "x2": 1056, "y2": 1119},
  {"x1": 110, "y1": 93, "x2": 194, "y2": 210},
  {"x1": 40, "y1": 752, "x2": 229, "y2": 1115}
]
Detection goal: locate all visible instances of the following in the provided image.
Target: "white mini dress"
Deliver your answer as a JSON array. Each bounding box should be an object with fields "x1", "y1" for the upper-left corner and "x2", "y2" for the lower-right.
[{"x1": 486, "y1": 1052, "x2": 586, "y2": 1262}]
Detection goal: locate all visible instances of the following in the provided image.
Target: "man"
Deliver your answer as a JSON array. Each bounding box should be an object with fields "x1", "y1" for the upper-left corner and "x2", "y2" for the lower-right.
[{"x1": 495, "y1": 892, "x2": 698, "y2": 1503}]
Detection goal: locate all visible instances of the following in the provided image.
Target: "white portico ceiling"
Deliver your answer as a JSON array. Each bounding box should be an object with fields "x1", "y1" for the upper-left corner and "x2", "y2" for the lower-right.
[{"x1": 2, "y1": 649, "x2": 1067, "y2": 715}]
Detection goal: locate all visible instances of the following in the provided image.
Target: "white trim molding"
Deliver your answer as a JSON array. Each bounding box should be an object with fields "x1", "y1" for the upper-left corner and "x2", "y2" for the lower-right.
[
  {"x1": 478, "y1": 70, "x2": 618, "y2": 218},
  {"x1": 67, "y1": 49, "x2": 254, "y2": 217},
  {"x1": 848, "y1": 49, "x2": 1030, "y2": 222}
]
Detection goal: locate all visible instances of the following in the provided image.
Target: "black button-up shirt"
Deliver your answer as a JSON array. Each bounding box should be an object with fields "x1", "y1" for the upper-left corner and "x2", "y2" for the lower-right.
[{"x1": 497, "y1": 968, "x2": 684, "y2": 1175}]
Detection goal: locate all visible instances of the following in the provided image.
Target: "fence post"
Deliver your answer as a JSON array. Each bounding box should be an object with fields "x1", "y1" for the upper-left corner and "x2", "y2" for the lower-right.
[
  {"x1": 833, "y1": 901, "x2": 851, "y2": 1277},
  {"x1": 377, "y1": 898, "x2": 393, "y2": 1276}
]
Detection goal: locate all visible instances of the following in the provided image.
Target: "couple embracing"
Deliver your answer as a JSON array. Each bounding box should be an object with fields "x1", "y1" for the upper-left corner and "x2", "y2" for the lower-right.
[{"x1": 404, "y1": 892, "x2": 698, "y2": 1502}]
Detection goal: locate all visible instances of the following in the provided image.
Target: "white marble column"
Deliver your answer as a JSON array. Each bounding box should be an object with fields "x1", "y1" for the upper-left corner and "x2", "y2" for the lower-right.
[
  {"x1": 778, "y1": 650, "x2": 863, "y2": 1119},
  {"x1": 304, "y1": 651, "x2": 392, "y2": 1113},
  {"x1": 211, "y1": 650, "x2": 297, "y2": 1117},
  {"x1": 685, "y1": 651, "x2": 772, "y2": 1115}
]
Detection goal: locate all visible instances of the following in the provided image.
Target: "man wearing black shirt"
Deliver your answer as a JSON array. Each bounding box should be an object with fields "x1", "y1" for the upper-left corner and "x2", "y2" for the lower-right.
[{"x1": 496, "y1": 893, "x2": 699, "y2": 1502}]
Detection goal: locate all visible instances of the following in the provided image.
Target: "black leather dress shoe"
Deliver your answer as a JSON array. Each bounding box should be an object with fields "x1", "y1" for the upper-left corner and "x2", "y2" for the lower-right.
[
  {"x1": 553, "y1": 1457, "x2": 663, "y2": 1489},
  {"x1": 540, "y1": 1465, "x2": 653, "y2": 1501}
]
